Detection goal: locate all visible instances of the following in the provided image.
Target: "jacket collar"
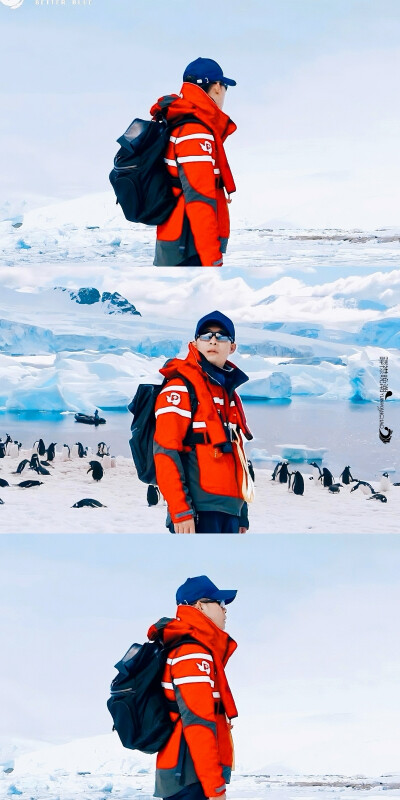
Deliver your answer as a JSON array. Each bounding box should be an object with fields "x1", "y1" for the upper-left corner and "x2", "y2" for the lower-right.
[
  {"x1": 160, "y1": 342, "x2": 249, "y2": 396},
  {"x1": 150, "y1": 82, "x2": 237, "y2": 142},
  {"x1": 148, "y1": 604, "x2": 237, "y2": 666}
]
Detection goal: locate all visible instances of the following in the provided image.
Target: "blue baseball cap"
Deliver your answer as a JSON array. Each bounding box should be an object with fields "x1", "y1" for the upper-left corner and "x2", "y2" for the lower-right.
[
  {"x1": 176, "y1": 575, "x2": 237, "y2": 606},
  {"x1": 195, "y1": 310, "x2": 235, "y2": 341},
  {"x1": 183, "y1": 57, "x2": 237, "y2": 87}
]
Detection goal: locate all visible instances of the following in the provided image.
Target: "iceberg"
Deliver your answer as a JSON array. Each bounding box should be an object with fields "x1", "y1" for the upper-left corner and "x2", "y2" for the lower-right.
[
  {"x1": 241, "y1": 372, "x2": 292, "y2": 399},
  {"x1": 275, "y1": 444, "x2": 328, "y2": 462}
]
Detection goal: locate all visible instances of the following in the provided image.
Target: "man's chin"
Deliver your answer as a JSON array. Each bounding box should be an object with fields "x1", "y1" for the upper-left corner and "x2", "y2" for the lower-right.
[{"x1": 205, "y1": 353, "x2": 223, "y2": 366}]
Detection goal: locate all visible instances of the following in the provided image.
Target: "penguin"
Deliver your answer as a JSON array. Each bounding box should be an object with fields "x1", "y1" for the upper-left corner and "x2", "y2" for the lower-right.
[
  {"x1": 17, "y1": 480, "x2": 43, "y2": 488},
  {"x1": 272, "y1": 461, "x2": 289, "y2": 483},
  {"x1": 367, "y1": 493, "x2": 388, "y2": 503},
  {"x1": 61, "y1": 444, "x2": 71, "y2": 462},
  {"x1": 32, "y1": 438, "x2": 46, "y2": 456},
  {"x1": 310, "y1": 461, "x2": 322, "y2": 481},
  {"x1": 0, "y1": 442, "x2": 6, "y2": 459},
  {"x1": 380, "y1": 472, "x2": 391, "y2": 492},
  {"x1": 46, "y1": 443, "x2": 57, "y2": 462},
  {"x1": 328, "y1": 483, "x2": 343, "y2": 493},
  {"x1": 0, "y1": 498, "x2": 3, "y2": 505},
  {"x1": 97, "y1": 442, "x2": 109, "y2": 457},
  {"x1": 319, "y1": 468, "x2": 334, "y2": 488},
  {"x1": 29, "y1": 454, "x2": 51, "y2": 476},
  {"x1": 15, "y1": 458, "x2": 30, "y2": 474},
  {"x1": 248, "y1": 459, "x2": 255, "y2": 483},
  {"x1": 271, "y1": 461, "x2": 282, "y2": 481},
  {"x1": 8, "y1": 442, "x2": 19, "y2": 458},
  {"x1": 147, "y1": 484, "x2": 161, "y2": 506},
  {"x1": 5, "y1": 434, "x2": 13, "y2": 455},
  {"x1": 76, "y1": 442, "x2": 85, "y2": 458},
  {"x1": 72, "y1": 498, "x2": 107, "y2": 508},
  {"x1": 87, "y1": 460, "x2": 104, "y2": 481},
  {"x1": 350, "y1": 480, "x2": 375, "y2": 496},
  {"x1": 340, "y1": 466, "x2": 354, "y2": 485},
  {"x1": 393, "y1": 483, "x2": 400, "y2": 487},
  {"x1": 0, "y1": 478, "x2": 9, "y2": 487},
  {"x1": 288, "y1": 471, "x2": 304, "y2": 496}
]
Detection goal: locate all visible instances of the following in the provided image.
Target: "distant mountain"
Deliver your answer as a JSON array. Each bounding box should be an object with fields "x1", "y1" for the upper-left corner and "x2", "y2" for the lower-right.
[{"x1": 54, "y1": 287, "x2": 141, "y2": 316}]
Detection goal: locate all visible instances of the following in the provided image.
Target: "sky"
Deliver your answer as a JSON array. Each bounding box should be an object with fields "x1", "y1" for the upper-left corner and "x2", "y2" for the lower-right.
[
  {"x1": 1, "y1": 0, "x2": 400, "y2": 226},
  {"x1": 1, "y1": 534, "x2": 400, "y2": 774}
]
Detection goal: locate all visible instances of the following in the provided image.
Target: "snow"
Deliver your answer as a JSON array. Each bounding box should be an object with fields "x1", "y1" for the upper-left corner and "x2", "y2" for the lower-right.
[
  {"x1": 1, "y1": 192, "x2": 400, "y2": 268},
  {"x1": 0, "y1": 452, "x2": 399, "y2": 533},
  {"x1": 1, "y1": 735, "x2": 400, "y2": 800}
]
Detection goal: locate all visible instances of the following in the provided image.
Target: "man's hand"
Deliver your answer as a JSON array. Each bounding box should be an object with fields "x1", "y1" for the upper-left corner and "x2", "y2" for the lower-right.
[
  {"x1": 174, "y1": 518, "x2": 196, "y2": 534},
  {"x1": 239, "y1": 526, "x2": 248, "y2": 534},
  {"x1": 209, "y1": 795, "x2": 226, "y2": 800}
]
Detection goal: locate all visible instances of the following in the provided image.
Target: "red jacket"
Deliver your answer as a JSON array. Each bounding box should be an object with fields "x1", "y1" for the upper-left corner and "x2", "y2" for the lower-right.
[
  {"x1": 148, "y1": 605, "x2": 238, "y2": 798},
  {"x1": 153, "y1": 343, "x2": 253, "y2": 525},
  {"x1": 150, "y1": 83, "x2": 237, "y2": 267}
]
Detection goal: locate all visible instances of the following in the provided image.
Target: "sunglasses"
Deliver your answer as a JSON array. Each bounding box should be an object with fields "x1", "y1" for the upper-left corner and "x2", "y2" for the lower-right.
[
  {"x1": 218, "y1": 81, "x2": 229, "y2": 90},
  {"x1": 199, "y1": 598, "x2": 226, "y2": 609},
  {"x1": 197, "y1": 330, "x2": 233, "y2": 343}
]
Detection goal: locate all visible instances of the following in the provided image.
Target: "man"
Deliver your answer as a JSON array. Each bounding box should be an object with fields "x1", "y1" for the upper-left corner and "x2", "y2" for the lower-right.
[
  {"x1": 153, "y1": 311, "x2": 254, "y2": 534},
  {"x1": 148, "y1": 575, "x2": 238, "y2": 800},
  {"x1": 150, "y1": 58, "x2": 237, "y2": 267}
]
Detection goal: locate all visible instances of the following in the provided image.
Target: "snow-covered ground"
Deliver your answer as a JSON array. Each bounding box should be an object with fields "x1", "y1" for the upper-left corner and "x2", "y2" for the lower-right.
[
  {"x1": 2, "y1": 735, "x2": 400, "y2": 800},
  {"x1": 1, "y1": 192, "x2": 400, "y2": 268},
  {"x1": 0, "y1": 452, "x2": 398, "y2": 533}
]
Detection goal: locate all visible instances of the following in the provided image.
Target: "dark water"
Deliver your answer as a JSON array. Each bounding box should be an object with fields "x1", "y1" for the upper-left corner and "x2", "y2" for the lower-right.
[{"x1": 1, "y1": 399, "x2": 399, "y2": 480}]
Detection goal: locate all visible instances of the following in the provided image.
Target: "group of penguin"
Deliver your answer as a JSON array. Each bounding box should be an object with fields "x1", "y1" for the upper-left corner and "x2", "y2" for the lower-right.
[
  {"x1": 0, "y1": 434, "x2": 115, "y2": 509},
  {"x1": 271, "y1": 460, "x2": 399, "y2": 502}
]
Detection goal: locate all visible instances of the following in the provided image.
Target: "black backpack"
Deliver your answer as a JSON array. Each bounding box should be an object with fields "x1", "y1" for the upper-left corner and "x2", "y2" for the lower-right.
[
  {"x1": 107, "y1": 636, "x2": 208, "y2": 754},
  {"x1": 110, "y1": 114, "x2": 213, "y2": 226},
  {"x1": 128, "y1": 377, "x2": 198, "y2": 485}
]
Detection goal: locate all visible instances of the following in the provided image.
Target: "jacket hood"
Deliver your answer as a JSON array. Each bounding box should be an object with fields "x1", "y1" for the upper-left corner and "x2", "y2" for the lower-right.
[
  {"x1": 148, "y1": 604, "x2": 237, "y2": 666},
  {"x1": 150, "y1": 82, "x2": 237, "y2": 142},
  {"x1": 148, "y1": 605, "x2": 238, "y2": 720}
]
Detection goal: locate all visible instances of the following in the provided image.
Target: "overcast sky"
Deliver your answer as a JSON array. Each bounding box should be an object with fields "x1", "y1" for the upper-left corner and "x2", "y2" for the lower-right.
[
  {"x1": 1, "y1": 0, "x2": 400, "y2": 226},
  {"x1": 2, "y1": 534, "x2": 400, "y2": 774}
]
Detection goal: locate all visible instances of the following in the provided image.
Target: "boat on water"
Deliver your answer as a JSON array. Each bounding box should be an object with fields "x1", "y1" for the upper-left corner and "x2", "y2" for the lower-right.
[{"x1": 74, "y1": 412, "x2": 106, "y2": 426}]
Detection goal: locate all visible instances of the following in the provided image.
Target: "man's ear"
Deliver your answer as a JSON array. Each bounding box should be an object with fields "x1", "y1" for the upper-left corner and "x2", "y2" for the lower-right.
[{"x1": 230, "y1": 342, "x2": 237, "y2": 355}]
